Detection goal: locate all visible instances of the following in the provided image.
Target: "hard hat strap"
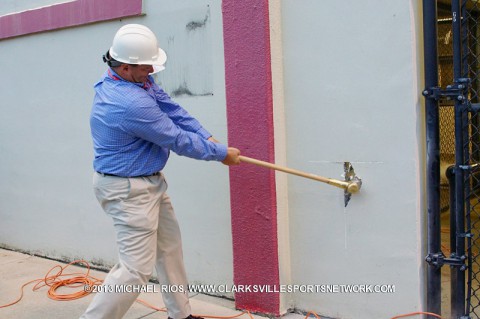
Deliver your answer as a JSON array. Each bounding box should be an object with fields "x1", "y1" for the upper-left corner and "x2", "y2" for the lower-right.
[{"x1": 102, "y1": 50, "x2": 123, "y2": 67}]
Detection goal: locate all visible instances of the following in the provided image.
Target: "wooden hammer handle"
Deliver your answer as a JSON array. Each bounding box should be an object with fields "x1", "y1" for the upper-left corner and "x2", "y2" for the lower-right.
[{"x1": 239, "y1": 155, "x2": 350, "y2": 190}]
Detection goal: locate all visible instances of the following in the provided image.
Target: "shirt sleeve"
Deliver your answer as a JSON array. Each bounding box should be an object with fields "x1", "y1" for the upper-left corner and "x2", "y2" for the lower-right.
[
  {"x1": 120, "y1": 92, "x2": 227, "y2": 162},
  {"x1": 152, "y1": 82, "x2": 212, "y2": 139}
]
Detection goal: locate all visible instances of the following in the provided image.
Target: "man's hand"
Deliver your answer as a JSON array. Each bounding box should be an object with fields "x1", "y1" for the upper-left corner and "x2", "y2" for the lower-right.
[{"x1": 222, "y1": 147, "x2": 241, "y2": 165}]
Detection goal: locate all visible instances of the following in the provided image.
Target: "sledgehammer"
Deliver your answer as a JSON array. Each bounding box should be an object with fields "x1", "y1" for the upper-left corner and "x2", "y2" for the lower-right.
[{"x1": 239, "y1": 156, "x2": 362, "y2": 206}]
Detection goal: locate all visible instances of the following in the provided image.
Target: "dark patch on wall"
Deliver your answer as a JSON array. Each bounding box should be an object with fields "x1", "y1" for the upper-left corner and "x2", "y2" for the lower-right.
[
  {"x1": 171, "y1": 83, "x2": 213, "y2": 97},
  {"x1": 154, "y1": 5, "x2": 214, "y2": 98},
  {"x1": 186, "y1": 6, "x2": 210, "y2": 31}
]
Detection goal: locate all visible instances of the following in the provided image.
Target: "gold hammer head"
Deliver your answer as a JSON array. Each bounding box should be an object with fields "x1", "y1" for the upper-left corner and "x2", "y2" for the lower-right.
[
  {"x1": 344, "y1": 162, "x2": 362, "y2": 206},
  {"x1": 346, "y1": 178, "x2": 362, "y2": 194}
]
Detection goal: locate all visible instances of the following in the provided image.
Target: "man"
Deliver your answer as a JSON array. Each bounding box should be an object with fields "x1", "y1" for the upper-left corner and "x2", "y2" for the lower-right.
[{"x1": 81, "y1": 24, "x2": 240, "y2": 319}]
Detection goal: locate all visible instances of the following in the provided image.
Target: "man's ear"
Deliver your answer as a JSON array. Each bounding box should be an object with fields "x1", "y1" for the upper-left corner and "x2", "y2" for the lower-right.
[
  {"x1": 114, "y1": 64, "x2": 130, "y2": 77},
  {"x1": 120, "y1": 64, "x2": 130, "y2": 72}
]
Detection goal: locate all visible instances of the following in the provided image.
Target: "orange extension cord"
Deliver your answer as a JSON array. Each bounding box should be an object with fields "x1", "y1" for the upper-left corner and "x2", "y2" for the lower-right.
[{"x1": 0, "y1": 259, "x2": 442, "y2": 319}]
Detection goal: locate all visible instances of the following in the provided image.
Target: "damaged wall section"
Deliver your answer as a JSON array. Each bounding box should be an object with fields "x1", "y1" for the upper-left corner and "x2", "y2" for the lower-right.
[{"x1": 153, "y1": 5, "x2": 214, "y2": 98}]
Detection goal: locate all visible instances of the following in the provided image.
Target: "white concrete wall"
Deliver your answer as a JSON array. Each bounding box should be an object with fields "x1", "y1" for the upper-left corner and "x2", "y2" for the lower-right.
[
  {"x1": 0, "y1": 0, "x2": 234, "y2": 291},
  {"x1": 279, "y1": 1, "x2": 425, "y2": 318},
  {"x1": 0, "y1": 0, "x2": 428, "y2": 317}
]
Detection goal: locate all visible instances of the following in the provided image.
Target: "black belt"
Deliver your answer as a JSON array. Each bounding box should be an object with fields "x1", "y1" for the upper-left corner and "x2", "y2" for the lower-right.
[{"x1": 96, "y1": 171, "x2": 160, "y2": 178}]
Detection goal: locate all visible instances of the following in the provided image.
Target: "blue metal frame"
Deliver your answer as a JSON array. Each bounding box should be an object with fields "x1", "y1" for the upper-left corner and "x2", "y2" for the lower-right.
[
  {"x1": 451, "y1": 0, "x2": 466, "y2": 317},
  {"x1": 423, "y1": 1, "x2": 442, "y2": 316},
  {"x1": 423, "y1": 1, "x2": 471, "y2": 318}
]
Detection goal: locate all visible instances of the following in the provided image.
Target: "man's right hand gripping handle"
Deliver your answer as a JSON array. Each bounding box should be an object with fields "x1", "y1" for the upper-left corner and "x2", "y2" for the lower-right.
[{"x1": 222, "y1": 147, "x2": 241, "y2": 166}]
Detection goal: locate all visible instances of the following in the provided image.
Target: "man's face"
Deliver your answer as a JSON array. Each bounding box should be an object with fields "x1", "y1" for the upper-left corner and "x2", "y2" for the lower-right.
[{"x1": 123, "y1": 64, "x2": 154, "y2": 83}]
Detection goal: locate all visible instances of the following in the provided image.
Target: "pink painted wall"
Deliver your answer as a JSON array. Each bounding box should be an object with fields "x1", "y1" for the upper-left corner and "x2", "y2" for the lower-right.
[
  {"x1": 0, "y1": 0, "x2": 142, "y2": 40},
  {"x1": 222, "y1": 0, "x2": 280, "y2": 315}
]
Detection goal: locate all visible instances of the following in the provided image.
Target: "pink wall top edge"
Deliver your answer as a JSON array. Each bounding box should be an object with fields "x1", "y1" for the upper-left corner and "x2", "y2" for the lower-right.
[{"x1": 0, "y1": 0, "x2": 143, "y2": 40}]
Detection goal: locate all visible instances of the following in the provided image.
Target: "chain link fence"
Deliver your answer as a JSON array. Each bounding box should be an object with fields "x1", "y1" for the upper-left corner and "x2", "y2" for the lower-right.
[
  {"x1": 437, "y1": 1, "x2": 480, "y2": 317},
  {"x1": 464, "y1": 1, "x2": 480, "y2": 316}
]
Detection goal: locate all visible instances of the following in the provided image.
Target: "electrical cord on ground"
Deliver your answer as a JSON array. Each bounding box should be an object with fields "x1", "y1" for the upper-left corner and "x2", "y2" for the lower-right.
[
  {"x1": 0, "y1": 259, "x2": 102, "y2": 308},
  {"x1": 0, "y1": 259, "x2": 443, "y2": 319}
]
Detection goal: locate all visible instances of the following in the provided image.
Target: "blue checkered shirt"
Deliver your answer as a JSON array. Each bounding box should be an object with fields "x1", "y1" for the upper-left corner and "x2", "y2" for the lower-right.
[{"x1": 90, "y1": 68, "x2": 227, "y2": 177}]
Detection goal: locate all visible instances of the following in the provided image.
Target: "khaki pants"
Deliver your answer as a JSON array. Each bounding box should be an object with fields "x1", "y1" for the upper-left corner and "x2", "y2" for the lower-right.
[{"x1": 80, "y1": 172, "x2": 191, "y2": 319}]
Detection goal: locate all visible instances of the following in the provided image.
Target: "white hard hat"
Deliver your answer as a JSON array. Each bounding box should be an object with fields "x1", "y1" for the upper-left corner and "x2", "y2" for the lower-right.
[{"x1": 109, "y1": 24, "x2": 167, "y2": 72}]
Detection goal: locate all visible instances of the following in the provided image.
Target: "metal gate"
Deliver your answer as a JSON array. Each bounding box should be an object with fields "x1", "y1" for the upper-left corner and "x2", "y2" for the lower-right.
[{"x1": 424, "y1": 1, "x2": 480, "y2": 318}]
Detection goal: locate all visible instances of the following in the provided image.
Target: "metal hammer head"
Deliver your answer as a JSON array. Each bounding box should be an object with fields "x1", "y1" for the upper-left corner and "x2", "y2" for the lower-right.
[{"x1": 344, "y1": 162, "x2": 362, "y2": 206}]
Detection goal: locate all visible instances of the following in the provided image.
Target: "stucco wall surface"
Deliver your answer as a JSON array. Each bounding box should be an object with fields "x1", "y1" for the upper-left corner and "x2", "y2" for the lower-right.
[
  {"x1": 280, "y1": 1, "x2": 425, "y2": 318},
  {"x1": 0, "y1": 0, "x2": 427, "y2": 318},
  {"x1": 0, "y1": 0, "x2": 234, "y2": 293}
]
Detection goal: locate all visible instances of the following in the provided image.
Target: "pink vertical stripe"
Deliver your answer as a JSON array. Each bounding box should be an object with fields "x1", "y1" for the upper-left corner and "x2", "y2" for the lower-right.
[
  {"x1": 222, "y1": 0, "x2": 280, "y2": 315},
  {"x1": 0, "y1": 0, "x2": 142, "y2": 40}
]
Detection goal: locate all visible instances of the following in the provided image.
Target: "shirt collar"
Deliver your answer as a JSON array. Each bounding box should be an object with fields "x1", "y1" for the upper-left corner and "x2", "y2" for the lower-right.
[{"x1": 107, "y1": 68, "x2": 152, "y2": 89}]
